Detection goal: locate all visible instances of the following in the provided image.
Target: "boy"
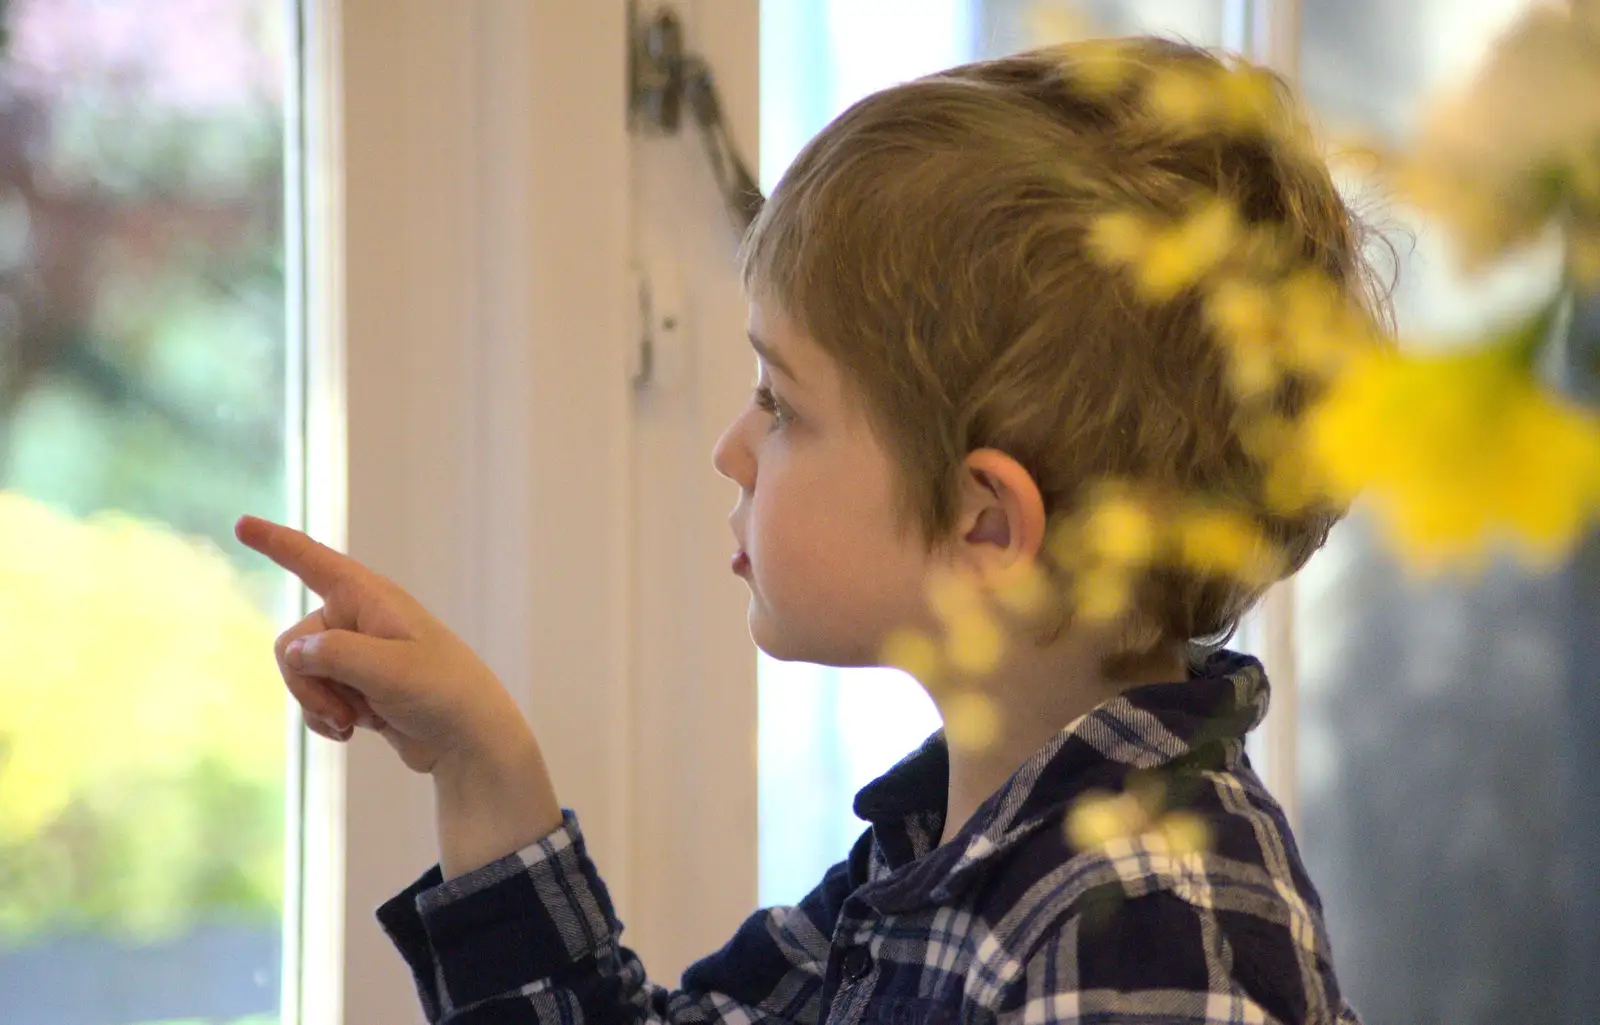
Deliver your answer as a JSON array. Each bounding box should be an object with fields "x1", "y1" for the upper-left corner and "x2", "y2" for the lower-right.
[{"x1": 239, "y1": 37, "x2": 1377, "y2": 1024}]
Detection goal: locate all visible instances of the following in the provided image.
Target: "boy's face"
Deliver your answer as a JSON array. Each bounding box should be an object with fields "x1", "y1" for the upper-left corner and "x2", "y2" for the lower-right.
[{"x1": 713, "y1": 301, "x2": 942, "y2": 666}]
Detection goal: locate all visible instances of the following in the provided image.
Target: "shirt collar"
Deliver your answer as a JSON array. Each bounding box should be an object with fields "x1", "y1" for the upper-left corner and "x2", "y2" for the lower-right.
[{"x1": 849, "y1": 648, "x2": 1270, "y2": 912}]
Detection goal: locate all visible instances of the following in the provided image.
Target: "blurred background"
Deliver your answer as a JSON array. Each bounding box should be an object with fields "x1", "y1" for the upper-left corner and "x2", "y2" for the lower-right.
[
  {"x1": 0, "y1": 0, "x2": 290, "y2": 1022},
  {"x1": 0, "y1": 1, "x2": 1593, "y2": 1023}
]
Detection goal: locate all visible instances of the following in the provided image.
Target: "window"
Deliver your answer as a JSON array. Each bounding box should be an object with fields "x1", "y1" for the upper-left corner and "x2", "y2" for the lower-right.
[
  {"x1": 1292, "y1": 1, "x2": 1592, "y2": 1020},
  {"x1": 0, "y1": 2, "x2": 298, "y2": 1023},
  {"x1": 756, "y1": 0, "x2": 1231, "y2": 909}
]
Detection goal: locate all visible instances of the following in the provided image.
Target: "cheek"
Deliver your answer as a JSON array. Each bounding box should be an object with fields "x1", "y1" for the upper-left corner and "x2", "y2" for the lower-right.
[
  {"x1": 747, "y1": 447, "x2": 923, "y2": 618},
  {"x1": 746, "y1": 451, "x2": 823, "y2": 568}
]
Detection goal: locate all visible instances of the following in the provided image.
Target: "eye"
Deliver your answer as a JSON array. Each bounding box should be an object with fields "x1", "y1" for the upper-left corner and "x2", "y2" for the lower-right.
[{"x1": 753, "y1": 383, "x2": 793, "y2": 431}]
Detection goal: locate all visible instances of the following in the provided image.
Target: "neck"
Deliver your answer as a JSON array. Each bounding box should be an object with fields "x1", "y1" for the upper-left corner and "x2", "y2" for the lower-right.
[{"x1": 934, "y1": 636, "x2": 1188, "y2": 848}]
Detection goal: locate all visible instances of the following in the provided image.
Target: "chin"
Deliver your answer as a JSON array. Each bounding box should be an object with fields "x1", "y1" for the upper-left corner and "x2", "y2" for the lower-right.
[{"x1": 747, "y1": 604, "x2": 880, "y2": 667}]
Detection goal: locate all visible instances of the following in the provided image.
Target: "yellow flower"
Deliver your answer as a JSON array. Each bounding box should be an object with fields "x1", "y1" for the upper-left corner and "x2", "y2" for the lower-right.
[
  {"x1": 1222, "y1": 333, "x2": 1283, "y2": 401},
  {"x1": 1025, "y1": 2, "x2": 1094, "y2": 47},
  {"x1": 990, "y1": 561, "x2": 1052, "y2": 617},
  {"x1": 1135, "y1": 199, "x2": 1241, "y2": 300},
  {"x1": 880, "y1": 628, "x2": 945, "y2": 685},
  {"x1": 1144, "y1": 65, "x2": 1214, "y2": 130},
  {"x1": 1070, "y1": 38, "x2": 1139, "y2": 96},
  {"x1": 1143, "y1": 62, "x2": 1291, "y2": 139},
  {"x1": 1074, "y1": 566, "x2": 1134, "y2": 623},
  {"x1": 944, "y1": 691, "x2": 1003, "y2": 753},
  {"x1": 945, "y1": 608, "x2": 1006, "y2": 675},
  {"x1": 1307, "y1": 336, "x2": 1600, "y2": 569},
  {"x1": 926, "y1": 567, "x2": 983, "y2": 625},
  {"x1": 1066, "y1": 787, "x2": 1216, "y2": 858},
  {"x1": 1207, "y1": 278, "x2": 1275, "y2": 343},
  {"x1": 1066, "y1": 790, "x2": 1149, "y2": 850},
  {"x1": 1279, "y1": 270, "x2": 1378, "y2": 378},
  {"x1": 1083, "y1": 493, "x2": 1159, "y2": 565},
  {"x1": 1087, "y1": 210, "x2": 1153, "y2": 268},
  {"x1": 1213, "y1": 65, "x2": 1285, "y2": 135},
  {"x1": 1156, "y1": 810, "x2": 1213, "y2": 856},
  {"x1": 1174, "y1": 506, "x2": 1283, "y2": 585},
  {"x1": 1379, "y1": 7, "x2": 1600, "y2": 271},
  {"x1": 1206, "y1": 278, "x2": 1290, "y2": 400}
]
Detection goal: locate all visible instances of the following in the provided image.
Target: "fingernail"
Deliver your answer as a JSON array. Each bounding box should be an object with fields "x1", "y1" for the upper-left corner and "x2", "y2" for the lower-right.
[{"x1": 285, "y1": 639, "x2": 305, "y2": 667}]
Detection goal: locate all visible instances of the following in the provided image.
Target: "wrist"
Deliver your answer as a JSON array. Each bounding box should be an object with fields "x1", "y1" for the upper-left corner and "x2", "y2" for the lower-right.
[{"x1": 433, "y1": 727, "x2": 564, "y2": 879}]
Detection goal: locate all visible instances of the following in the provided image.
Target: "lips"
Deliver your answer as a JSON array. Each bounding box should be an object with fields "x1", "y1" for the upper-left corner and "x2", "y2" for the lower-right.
[{"x1": 729, "y1": 513, "x2": 750, "y2": 577}]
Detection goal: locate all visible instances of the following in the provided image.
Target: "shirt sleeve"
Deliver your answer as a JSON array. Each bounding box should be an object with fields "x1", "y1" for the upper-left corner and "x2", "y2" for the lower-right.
[
  {"x1": 994, "y1": 889, "x2": 1357, "y2": 1025},
  {"x1": 377, "y1": 810, "x2": 852, "y2": 1024}
]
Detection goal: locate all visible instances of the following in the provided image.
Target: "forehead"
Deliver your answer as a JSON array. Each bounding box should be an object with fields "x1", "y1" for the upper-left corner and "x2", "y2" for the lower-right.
[{"x1": 747, "y1": 301, "x2": 827, "y2": 383}]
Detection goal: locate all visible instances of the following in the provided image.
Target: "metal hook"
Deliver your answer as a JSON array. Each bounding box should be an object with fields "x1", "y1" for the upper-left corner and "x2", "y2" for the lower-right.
[{"x1": 629, "y1": 3, "x2": 764, "y2": 232}]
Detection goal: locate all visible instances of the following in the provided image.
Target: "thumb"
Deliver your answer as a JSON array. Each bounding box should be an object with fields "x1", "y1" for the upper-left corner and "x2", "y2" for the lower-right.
[{"x1": 286, "y1": 629, "x2": 414, "y2": 703}]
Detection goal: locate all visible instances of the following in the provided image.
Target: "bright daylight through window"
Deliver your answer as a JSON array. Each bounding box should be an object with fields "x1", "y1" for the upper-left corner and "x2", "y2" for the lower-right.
[{"x1": 0, "y1": 2, "x2": 297, "y2": 1023}]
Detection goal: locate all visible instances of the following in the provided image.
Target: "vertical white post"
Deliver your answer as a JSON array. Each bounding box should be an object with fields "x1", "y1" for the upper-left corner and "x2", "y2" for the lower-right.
[{"x1": 1221, "y1": 0, "x2": 1306, "y2": 830}]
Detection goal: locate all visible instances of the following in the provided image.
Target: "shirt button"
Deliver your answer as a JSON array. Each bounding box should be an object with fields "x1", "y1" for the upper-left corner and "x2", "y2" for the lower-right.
[{"x1": 841, "y1": 946, "x2": 873, "y2": 983}]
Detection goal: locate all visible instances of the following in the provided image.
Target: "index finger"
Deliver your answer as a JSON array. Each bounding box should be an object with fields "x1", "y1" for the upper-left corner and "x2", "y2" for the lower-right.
[{"x1": 235, "y1": 515, "x2": 369, "y2": 597}]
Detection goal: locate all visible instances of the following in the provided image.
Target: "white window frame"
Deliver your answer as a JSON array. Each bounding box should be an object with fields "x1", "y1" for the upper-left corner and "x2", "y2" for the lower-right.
[
  {"x1": 288, "y1": 2, "x2": 761, "y2": 1021},
  {"x1": 1223, "y1": 0, "x2": 1306, "y2": 830}
]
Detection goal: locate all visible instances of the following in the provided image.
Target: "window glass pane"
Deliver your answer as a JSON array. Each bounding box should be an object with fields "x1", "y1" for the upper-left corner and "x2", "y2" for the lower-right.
[
  {"x1": 757, "y1": 0, "x2": 1225, "y2": 908},
  {"x1": 1294, "y1": 2, "x2": 1590, "y2": 1021},
  {"x1": 0, "y1": 2, "x2": 298, "y2": 1023}
]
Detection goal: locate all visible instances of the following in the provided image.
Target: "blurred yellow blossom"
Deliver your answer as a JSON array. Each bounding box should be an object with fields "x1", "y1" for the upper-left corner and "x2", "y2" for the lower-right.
[
  {"x1": 1070, "y1": 38, "x2": 1138, "y2": 96},
  {"x1": 1066, "y1": 790, "x2": 1148, "y2": 850},
  {"x1": 1174, "y1": 506, "x2": 1283, "y2": 584},
  {"x1": 1083, "y1": 492, "x2": 1159, "y2": 565},
  {"x1": 1143, "y1": 62, "x2": 1289, "y2": 140},
  {"x1": 990, "y1": 561, "x2": 1052, "y2": 617},
  {"x1": 926, "y1": 567, "x2": 984, "y2": 625},
  {"x1": 1223, "y1": 330, "x2": 1283, "y2": 401},
  {"x1": 1074, "y1": 566, "x2": 1134, "y2": 624},
  {"x1": 1206, "y1": 277, "x2": 1275, "y2": 342},
  {"x1": 945, "y1": 608, "x2": 1006, "y2": 675},
  {"x1": 944, "y1": 691, "x2": 1003, "y2": 753},
  {"x1": 1213, "y1": 64, "x2": 1283, "y2": 134},
  {"x1": 880, "y1": 627, "x2": 945, "y2": 685},
  {"x1": 1205, "y1": 277, "x2": 1286, "y2": 399},
  {"x1": 1374, "y1": 5, "x2": 1600, "y2": 271},
  {"x1": 1143, "y1": 65, "x2": 1213, "y2": 130},
  {"x1": 1087, "y1": 209, "x2": 1153, "y2": 268},
  {"x1": 1279, "y1": 270, "x2": 1380, "y2": 377},
  {"x1": 1307, "y1": 334, "x2": 1600, "y2": 569},
  {"x1": 1156, "y1": 810, "x2": 1213, "y2": 856},
  {"x1": 1135, "y1": 199, "x2": 1242, "y2": 300},
  {"x1": 1025, "y1": 2, "x2": 1093, "y2": 47},
  {"x1": 1066, "y1": 787, "x2": 1214, "y2": 858}
]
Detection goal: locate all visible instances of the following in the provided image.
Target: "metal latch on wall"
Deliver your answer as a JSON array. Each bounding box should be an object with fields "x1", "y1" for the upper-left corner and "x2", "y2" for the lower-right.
[{"x1": 628, "y1": 1, "x2": 765, "y2": 233}]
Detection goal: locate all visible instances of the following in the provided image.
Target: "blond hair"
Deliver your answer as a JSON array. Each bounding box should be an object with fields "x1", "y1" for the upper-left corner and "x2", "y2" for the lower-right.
[{"x1": 740, "y1": 37, "x2": 1390, "y2": 651}]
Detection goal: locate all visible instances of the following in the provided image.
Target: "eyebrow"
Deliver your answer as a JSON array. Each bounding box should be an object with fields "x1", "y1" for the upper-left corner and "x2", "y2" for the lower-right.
[{"x1": 748, "y1": 332, "x2": 800, "y2": 384}]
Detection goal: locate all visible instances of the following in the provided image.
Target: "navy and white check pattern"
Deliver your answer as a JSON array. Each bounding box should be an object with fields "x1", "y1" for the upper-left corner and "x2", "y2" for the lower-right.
[{"x1": 379, "y1": 650, "x2": 1360, "y2": 1024}]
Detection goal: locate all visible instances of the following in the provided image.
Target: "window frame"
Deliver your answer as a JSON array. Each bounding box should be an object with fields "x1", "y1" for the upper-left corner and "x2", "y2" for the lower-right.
[{"x1": 293, "y1": 2, "x2": 667, "y2": 1020}]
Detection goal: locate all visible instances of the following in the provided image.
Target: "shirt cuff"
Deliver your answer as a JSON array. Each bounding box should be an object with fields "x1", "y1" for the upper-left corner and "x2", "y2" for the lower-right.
[{"x1": 377, "y1": 810, "x2": 619, "y2": 1014}]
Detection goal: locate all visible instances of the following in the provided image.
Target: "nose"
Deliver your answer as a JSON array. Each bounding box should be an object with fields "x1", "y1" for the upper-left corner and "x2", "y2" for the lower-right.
[{"x1": 712, "y1": 410, "x2": 755, "y2": 489}]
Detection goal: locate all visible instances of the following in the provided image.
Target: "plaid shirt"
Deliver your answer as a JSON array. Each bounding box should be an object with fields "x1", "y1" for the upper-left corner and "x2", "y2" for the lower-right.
[{"x1": 379, "y1": 650, "x2": 1360, "y2": 1024}]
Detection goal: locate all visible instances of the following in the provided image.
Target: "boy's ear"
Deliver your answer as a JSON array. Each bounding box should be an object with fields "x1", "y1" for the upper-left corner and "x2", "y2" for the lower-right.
[{"x1": 954, "y1": 448, "x2": 1046, "y2": 577}]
